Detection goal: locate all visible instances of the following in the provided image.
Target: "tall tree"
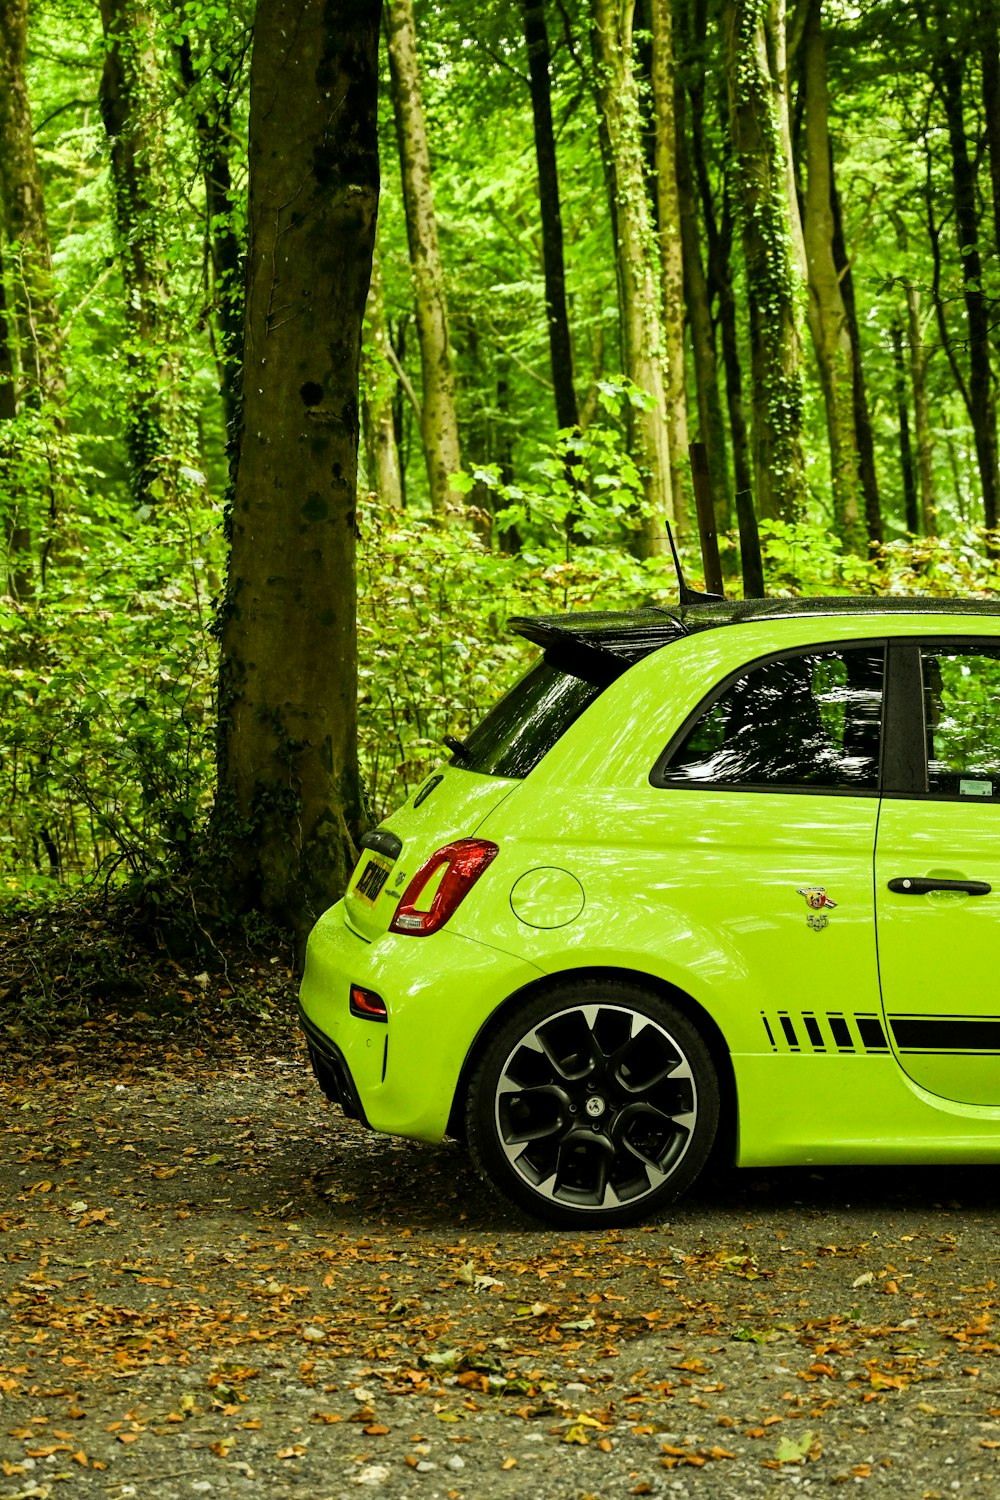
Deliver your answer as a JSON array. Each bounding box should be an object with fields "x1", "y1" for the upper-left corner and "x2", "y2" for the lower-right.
[
  {"x1": 591, "y1": 0, "x2": 673, "y2": 553},
  {"x1": 799, "y1": 0, "x2": 864, "y2": 552},
  {"x1": 100, "y1": 0, "x2": 184, "y2": 508},
  {"x1": 649, "y1": 0, "x2": 690, "y2": 528},
  {"x1": 386, "y1": 0, "x2": 463, "y2": 516},
  {"x1": 520, "y1": 0, "x2": 579, "y2": 434},
  {"x1": 213, "y1": 0, "x2": 380, "y2": 930},
  {"x1": 362, "y1": 242, "x2": 404, "y2": 508},
  {"x1": 724, "y1": 0, "x2": 807, "y2": 522}
]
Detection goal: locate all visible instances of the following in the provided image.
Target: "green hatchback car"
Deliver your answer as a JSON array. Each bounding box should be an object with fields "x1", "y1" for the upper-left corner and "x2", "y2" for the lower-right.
[{"x1": 299, "y1": 596, "x2": 1000, "y2": 1226}]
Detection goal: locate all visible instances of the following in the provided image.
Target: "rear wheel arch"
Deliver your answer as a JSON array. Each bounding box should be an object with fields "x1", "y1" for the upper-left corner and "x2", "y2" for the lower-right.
[{"x1": 447, "y1": 965, "x2": 737, "y2": 1174}]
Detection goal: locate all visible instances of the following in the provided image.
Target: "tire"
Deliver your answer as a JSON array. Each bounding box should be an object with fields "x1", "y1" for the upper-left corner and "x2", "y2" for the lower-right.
[{"x1": 466, "y1": 979, "x2": 719, "y2": 1228}]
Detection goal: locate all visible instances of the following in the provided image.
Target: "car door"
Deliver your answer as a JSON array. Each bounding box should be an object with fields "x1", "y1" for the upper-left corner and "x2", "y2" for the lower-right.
[
  {"x1": 875, "y1": 639, "x2": 1000, "y2": 1107},
  {"x1": 647, "y1": 641, "x2": 887, "y2": 1055}
]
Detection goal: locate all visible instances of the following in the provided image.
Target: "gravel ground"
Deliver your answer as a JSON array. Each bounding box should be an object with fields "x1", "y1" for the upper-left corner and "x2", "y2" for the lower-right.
[{"x1": 1, "y1": 1029, "x2": 998, "y2": 1500}]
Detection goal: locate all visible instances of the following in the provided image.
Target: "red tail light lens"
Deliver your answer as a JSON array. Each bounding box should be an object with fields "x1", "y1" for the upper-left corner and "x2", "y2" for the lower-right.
[{"x1": 389, "y1": 838, "x2": 499, "y2": 936}]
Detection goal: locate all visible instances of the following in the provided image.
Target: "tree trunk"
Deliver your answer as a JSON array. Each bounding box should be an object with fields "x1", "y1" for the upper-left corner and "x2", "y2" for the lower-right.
[
  {"x1": 936, "y1": 49, "x2": 1000, "y2": 530},
  {"x1": 520, "y1": 0, "x2": 579, "y2": 433},
  {"x1": 979, "y1": 12, "x2": 1000, "y2": 263},
  {"x1": 176, "y1": 37, "x2": 244, "y2": 444},
  {"x1": 362, "y1": 243, "x2": 403, "y2": 509},
  {"x1": 829, "y1": 161, "x2": 882, "y2": 545},
  {"x1": 724, "y1": 0, "x2": 807, "y2": 523},
  {"x1": 650, "y1": 0, "x2": 690, "y2": 529},
  {"x1": 591, "y1": 0, "x2": 673, "y2": 555},
  {"x1": 891, "y1": 317, "x2": 918, "y2": 535},
  {"x1": 213, "y1": 0, "x2": 380, "y2": 933},
  {"x1": 0, "y1": 245, "x2": 31, "y2": 600},
  {"x1": 906, "y1": 282, "x2": 936, "y2": 536},
  {"x1": 100, "y1": 0, "x2": 186, "y2": 509},
  {"x1": 386, "y1": 0, "x2": 463, "y2": 516},
  {"x1": 800, "y1": 0, "x2": 863, "y2": 552},
  {"x1": 676, "y1": 80, "x2": 730, "y2": 530}
]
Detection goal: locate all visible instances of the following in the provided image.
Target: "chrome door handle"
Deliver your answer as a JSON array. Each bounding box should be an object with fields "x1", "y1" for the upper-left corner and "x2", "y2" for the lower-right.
[{"x1": 887, "y1": 877, "x2": 992, "y2": 896}]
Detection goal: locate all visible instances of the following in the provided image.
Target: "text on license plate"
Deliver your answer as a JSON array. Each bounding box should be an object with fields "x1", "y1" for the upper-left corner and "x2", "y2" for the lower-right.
[{"x1": 355, "y1": 852, "x2": 393, "y2": 905}]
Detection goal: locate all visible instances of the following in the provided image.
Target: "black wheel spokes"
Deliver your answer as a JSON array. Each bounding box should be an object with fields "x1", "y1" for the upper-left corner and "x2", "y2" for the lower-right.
[{"x1": 495, "y1": 1004, "x2": 699, "y2": 1212}]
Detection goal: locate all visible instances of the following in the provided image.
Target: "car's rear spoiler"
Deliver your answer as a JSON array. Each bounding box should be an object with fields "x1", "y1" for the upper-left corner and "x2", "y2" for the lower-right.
[{"x1": 510, "y1": 610, "x2": 686, "y2": 686}]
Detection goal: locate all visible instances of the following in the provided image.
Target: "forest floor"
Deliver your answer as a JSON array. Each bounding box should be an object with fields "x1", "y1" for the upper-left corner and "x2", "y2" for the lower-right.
[{"x1": 1, "y1": 900, "x2": 999, "y2": 1499}]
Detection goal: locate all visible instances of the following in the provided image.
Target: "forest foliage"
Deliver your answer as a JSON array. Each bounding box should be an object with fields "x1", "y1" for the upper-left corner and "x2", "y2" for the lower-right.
[{"x1": 3, "y1": 0, "x2": 1000, "y2": 917}]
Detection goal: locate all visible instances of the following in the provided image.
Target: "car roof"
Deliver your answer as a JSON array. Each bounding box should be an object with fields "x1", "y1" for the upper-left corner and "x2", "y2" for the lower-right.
[{"x1": 510, "y1": 596, "x2": 1000, "y2": 668}]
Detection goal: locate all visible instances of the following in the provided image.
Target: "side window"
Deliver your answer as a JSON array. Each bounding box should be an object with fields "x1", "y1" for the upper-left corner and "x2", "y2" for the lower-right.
[
  {"x1": 658, "y1": 647, "x2": 884, "y2": 791},
  {"x1": 922, "y1": 648, "x2": 1000, "y2": 798}
]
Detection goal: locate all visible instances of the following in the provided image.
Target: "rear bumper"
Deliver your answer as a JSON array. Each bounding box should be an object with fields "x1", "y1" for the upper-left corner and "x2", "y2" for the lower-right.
[
  {"x1": 298, "y1": 1003, "x2": 369, "y2": 1126},
  {"x1": 298, "y1": 899, "x2": 545, "y2": 1142}
]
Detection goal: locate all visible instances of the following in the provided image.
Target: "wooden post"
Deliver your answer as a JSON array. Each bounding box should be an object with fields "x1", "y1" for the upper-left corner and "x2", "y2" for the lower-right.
[{"x1": 689, "y1": 441, "x2": 724, "y2": 596}]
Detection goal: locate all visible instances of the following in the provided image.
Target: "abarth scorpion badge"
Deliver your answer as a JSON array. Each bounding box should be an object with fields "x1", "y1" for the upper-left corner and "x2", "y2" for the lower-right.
[{"x1": 797, "y1": 886, "x2": 837, "y2": 932}]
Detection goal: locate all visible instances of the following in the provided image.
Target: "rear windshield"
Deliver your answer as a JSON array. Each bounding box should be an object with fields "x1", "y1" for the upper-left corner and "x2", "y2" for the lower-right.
[{"x1": 459, "y1": 656, "x2": 603, "y2": 778}]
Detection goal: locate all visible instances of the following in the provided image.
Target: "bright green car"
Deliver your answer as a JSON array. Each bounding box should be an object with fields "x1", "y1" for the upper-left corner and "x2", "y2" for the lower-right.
[{"x1": 299, "y1": 597, "x2": 1000, "y2": 1227}]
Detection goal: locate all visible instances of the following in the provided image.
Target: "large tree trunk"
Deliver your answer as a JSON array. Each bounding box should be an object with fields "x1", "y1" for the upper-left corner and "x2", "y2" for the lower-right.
[
  {"x1": 176, "y1": 37, "x2": 244, "y2": 444},
  {"x1": 591, "y1": 0, "x2": 673, "y2": 555},
  {"x1": 936, "y1": 49, "x2": 999, "y2": 529},
  {"x1": 724, "y1": 0, "x2": 807, "y2": 523},
  {"x1": 386, "y1": 0, "x2": 463, "y2": 516},
  {"x1": 362, "y1": 243, "x2": 403, "y2": 509},
  {"x1": 0, "y1": 246, "x2": 31, "y2": 600},
  {"x1": 800, "y1": 0, "x2": 863, "y2": 553},
  {"x1": 214, "y1": 0, "x2": 380, "y2": 933},
  {"x1": 520, "y1": 0, "x2": 579, "y2": 433},
  {"x1": 99, "y1": 0, "x2": 185, "y2": 509},
  {"x1": 649, "y1": 0, "x2": 689, "y2": 529}
]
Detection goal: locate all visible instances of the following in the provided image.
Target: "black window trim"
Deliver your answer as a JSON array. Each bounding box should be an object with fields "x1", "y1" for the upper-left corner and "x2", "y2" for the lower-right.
[
  {"x1": 648, "y1": 637, "x2": 888, "y2": 798},
  {"x1": 880, "y1": 635, "x2": 1000, "y2": 804}
]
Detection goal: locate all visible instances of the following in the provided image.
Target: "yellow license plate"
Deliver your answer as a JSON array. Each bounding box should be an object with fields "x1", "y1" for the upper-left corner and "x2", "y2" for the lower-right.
[{"x1": 354, "y1": 852, "x2": 393, "y2": 906}]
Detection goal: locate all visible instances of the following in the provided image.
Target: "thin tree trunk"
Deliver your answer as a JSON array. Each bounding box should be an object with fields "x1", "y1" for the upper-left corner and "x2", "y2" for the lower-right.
[
  {"x1": 214, "y1": 0, "x2": 380, "y2": 932},
  {"x1": 99, "y1": 0, "x2": 184, "y2": 508},
  {"x1": 979, "y1": 11, "x2": 1000, "y2": 262},
  {"x1": 176, "y1": 37, "x2": 244, "y2": 443},
  {"x1": 0, "y1": 246, "x2": 31, "y2": 600},
  {"x1": 520, "y1": 0, "x2": 579, "y2": 433},
  {"x1": 724, "y1": 0, "x2": 807, "y2": 523},
  {"x1": 650, "y1": 0, "x2": 689, "y2": 528},
  {"x1": 386, "y1": 0, "x2": 463, "y2": 516},
  {"x1": 891, "y1": 317, "x2": 918, "y2": 535},
  {"x1": 591, "y1": 0, "x2": 673, "y2": 555},
  {"x1": 800, "y1": 0, "x2": 863, "y2": 552},
  {"x1": 829, "y1": 161, "x2": 882, "y2": 545},
  {"x1": 0, "y1": 0, "x2": 69, "y2": 565},
  {"x1": 936, "y1": 49, "x2": 1000, "y2": 529},
  {"x1": 906, "y1": 282, "x2": 936, "y2": 536},
  {"x1": 676, "y1": 78, "x2": 730, "y2": 529},
  {"x1": 361, "y1": 243, "x2": 403, "y2": 509}
]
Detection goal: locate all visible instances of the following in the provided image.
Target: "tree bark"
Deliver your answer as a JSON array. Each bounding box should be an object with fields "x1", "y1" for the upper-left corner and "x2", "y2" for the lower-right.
[
  {"x1": 362, "y1": 243, "x2": 403, "y2": 508},
  {"x1": 386, "y1": 0, "x2": 463, "y2": 516},
  {"x1": 650, "y1": 0, "x2": 690, "y2": 528},
  {"x1": 99, "y1": 0, "x2": 185, "y2": 508},
  {"x1": 520, "y1": 0, "x2": 579, "y2": 434},
  {"x1": 214, "y1": 0, "x2": 380, "y2": 932},
  {"x1": 800, "y1": 0, "x2": 863, "y2": 552},
  {"x1": 591, "y1": 0, "x2": 673, "y2": 555},
  {"x1": 935, "y1": 48, "x2": 1000, "y2": 529},
  {"x1": 0, "y1": 244, "x2": 31, "y2": 600},
  {"x1": 724, "y1": 0, "x2": 807, "y2": 523}
]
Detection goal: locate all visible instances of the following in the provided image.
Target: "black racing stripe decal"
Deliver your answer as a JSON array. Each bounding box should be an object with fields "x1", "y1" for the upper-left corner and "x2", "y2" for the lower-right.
[
  {"x1": 779, "y1": 1015, "x2": 799, "y2": 1049},
  {"x1": 803, "y1": 1015, "x2": 825, "y2": 1051},
  {"x1": 828, "y1": 1016, "x2": 854, "y2": 1051},
  {"x1": 855, "y1": 1016, "x2": 888, "y2": 1052},
  {"x1": 890, "y1": 1016, "x2": 1000, "y2": 1052}
]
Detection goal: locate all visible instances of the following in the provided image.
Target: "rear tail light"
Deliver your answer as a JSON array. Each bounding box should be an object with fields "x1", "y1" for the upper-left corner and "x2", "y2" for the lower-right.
[{"x1": 389, "y1": 838, "x2": 499, "y2": 936}]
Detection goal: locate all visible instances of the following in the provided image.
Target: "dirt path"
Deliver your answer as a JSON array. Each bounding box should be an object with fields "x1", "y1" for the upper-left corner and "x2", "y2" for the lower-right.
[{"x1": 1, "y1": 1029, "x2": 999, "y2": 1499}]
